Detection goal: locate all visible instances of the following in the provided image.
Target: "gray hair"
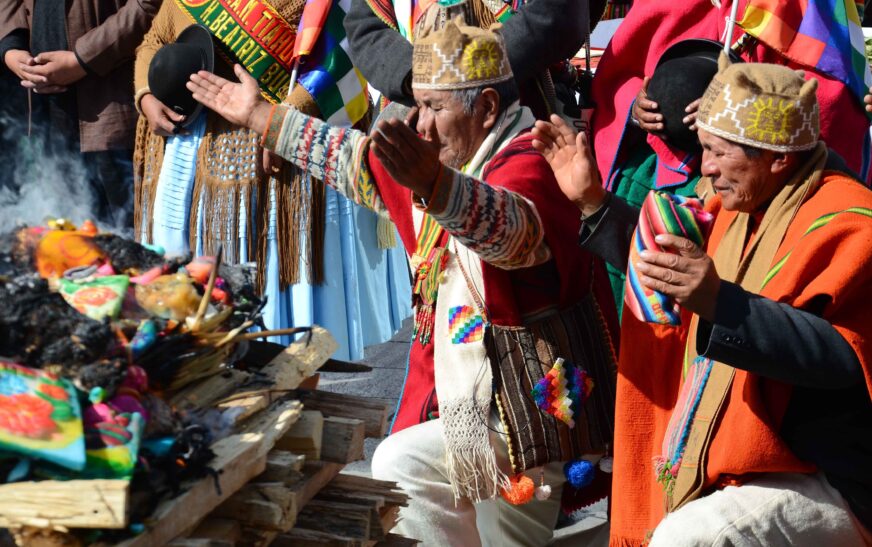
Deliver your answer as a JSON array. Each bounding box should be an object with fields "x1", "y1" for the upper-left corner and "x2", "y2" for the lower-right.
[
  {"x1": 451, "y1": 79, "x2": 520, "y2": 117},
  {"x1": 739, "y1": 143, "x2": 763, "y2": 158}
]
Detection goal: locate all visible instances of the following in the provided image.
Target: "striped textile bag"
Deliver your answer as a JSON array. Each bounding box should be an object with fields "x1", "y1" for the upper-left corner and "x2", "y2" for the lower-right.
[
  {"x1": 625, "y1": 191, "x2": 714, "y2": 325},
  {"x1": 484, "y1": 294, "x2": 618, "y2": 474}
]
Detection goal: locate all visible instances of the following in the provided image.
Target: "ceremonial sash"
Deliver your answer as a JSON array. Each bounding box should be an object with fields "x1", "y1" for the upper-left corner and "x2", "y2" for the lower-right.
[
  {"x1": 410, "y1": 214, "x2": 447, "y2": 345},
  {"x1": 175, "y1": 0, "x2": 297, "y2": 102}
]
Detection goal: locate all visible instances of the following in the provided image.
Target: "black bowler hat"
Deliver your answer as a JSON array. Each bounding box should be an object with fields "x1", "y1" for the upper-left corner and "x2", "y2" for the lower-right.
[
  {"x1": 148, "y1": 24, "x2": 215, "y2": 129},
  {"x1": 646, "y1": 39, "x2": 744, "y2": 153}
]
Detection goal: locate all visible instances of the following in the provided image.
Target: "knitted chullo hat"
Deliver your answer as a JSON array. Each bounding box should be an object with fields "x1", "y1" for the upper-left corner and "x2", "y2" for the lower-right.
[
  {"x1": 696, "y1": 53, "x2": 820, "y2": 152},
  {"x1": 412, "y1": 16, "x2": 513, "y2": 90}
]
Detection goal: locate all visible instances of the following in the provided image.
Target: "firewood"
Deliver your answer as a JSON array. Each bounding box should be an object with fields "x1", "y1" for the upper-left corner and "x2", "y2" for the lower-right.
[
  {"x1": 295, "y1": 500, "x2": 373, "y2": 541},
  {"x1": 187, "y1": 518, "x2": 242, "y2": 543},
  {"x1": 276, "y1": 410, "x2": 323, "y2": 459},
  {"x1": 117, "y1": 399, "x2": 302, "y2": 546},
  {"x1": 272, "y1": 528, "x2": 360, "y2": 546},
  {"x1": 258, "y1": 450, "x2": 306, "y2": 483},
  {"x1": 292, "y1": 390, "x2": 391, "y2": 438},
  {"x1": 321, "y1": 417, "x2": 365, "y2": 464},
  {"x1": 0, "y1": 480, "x2": 128, "y2": 529}
]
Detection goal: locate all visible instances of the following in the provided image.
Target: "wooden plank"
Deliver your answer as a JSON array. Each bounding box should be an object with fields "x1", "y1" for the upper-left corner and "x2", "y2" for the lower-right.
[
  {"x1": 188, "y1": 518, "x2": 242, "y2": 543},
  {"x1": 293, "y1": 390, "x2": 390, "y2": 438},
  {"x1": 213, "y1": 482, "x2": 294, "y2": 530},
  {"x1": 167, "y1": 539, "x2": 235, "y2": 547},
  {"x1": 327, "y1": 475, "x2": 409, "y2": 507},
  {"x1": 118, "y1": 399, "x2": 303, "y2": 546},
  {"x1": 276, "y1": 410, "x2": 323, "y2": 460},
  {"x1": 0, "y1": 479, "x2": 128, "y2": 529},
  {"x1": 295, "y1": 500, "x2": 372, "y2": 540},
  {"x1": 273, "y1": 528, "x2": 360, "y2": 547},
  {"x1": 168, "y1": 369, "x2": 250, "y2": 411},
  {"x1": 238, "y1": 527, "x2": 279, "y2": 547},
  {"x1": 258, "y1": 450, "x2": 306, "y2": 483},
  {"x1": 311, "y1": 494, "x2": 386, "y2": 541},
  {"x1": 215, "y1": 327, "x2": 335, "y2": 424},
  {"x1": 267, "y1": 327, "x2": 337, "y2": 387},
  {"x1": 289, "y1": 461, "x2": 346, "y2": 518},
  {"x1": 321, "y1": 417, "x2": 365, "y2": 464}
]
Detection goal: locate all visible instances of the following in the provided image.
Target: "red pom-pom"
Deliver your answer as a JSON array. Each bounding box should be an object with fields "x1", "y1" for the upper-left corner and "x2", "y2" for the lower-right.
[{"x1": 500, "y1": 474, "x2": 535, "y2": 505}]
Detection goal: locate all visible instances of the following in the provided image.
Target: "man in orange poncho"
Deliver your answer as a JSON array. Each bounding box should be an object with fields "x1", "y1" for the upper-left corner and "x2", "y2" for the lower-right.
[{"x1": 533, "y1": 55, "x2": 872, "y2": 545}]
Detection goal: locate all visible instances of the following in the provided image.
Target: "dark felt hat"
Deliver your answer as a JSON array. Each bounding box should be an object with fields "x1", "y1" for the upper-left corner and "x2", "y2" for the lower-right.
[
  {"x1": 646, "y1": 39, "x2": 743, "y2": 153},
  {"x1": 148, "y1": 24, "x2": 215, "y2": 129}
]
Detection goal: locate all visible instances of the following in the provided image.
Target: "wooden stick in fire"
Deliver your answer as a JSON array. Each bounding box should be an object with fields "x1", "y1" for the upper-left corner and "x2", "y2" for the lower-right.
[{"x1": 191, "y1": 244, "x2": 223, "y2": 332}]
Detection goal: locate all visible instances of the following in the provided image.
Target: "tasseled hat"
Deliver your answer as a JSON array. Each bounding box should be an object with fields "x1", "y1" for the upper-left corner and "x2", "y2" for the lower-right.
[
  {"x1": 695, "y1": 54, "x2": 820, "y2": 152},
  {"x1": 412, "y1": 16, "x2": 513, "y2": 90}
]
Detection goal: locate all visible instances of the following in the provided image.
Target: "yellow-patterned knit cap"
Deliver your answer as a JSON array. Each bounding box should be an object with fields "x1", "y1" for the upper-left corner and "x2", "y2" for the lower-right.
[
  {"x1": 412, "y1": 16, "x2": 513, "y2": 90},
  {"x1": 696, "y1": 54, "x2": 820, "y2": 152}
]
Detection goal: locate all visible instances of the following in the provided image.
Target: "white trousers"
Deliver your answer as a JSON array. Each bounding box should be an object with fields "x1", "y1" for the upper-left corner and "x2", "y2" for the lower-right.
[
  {"x1": 650, "y1": 472, "x2": 872, "y2": 547},
  {"x1": 372, "y1": 418, "x2": 564, "y2": 547}
]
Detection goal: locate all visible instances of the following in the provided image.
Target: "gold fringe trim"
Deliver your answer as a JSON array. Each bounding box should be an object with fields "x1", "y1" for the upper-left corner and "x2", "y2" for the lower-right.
[{"x1": 376, "y1": 215, "x2": 397, "y2": 249}]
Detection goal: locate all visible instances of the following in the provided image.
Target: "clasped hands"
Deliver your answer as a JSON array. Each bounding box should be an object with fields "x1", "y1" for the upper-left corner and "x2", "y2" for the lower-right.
[
  {"x1": 186, "y1": 64, "x2": 442, "y2": 196},
  {"x1": 4, "y1": 49, "x2": 86, "y2": 94},
  {"x1": 531, "y1": 114, "x2": 720, "y2": 321}
]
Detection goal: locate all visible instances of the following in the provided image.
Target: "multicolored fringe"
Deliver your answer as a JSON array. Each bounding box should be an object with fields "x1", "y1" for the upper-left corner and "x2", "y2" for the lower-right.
[
  {"x1": 625, "y1": 191, "x2": 713, "y2": 325},
  {"x1": 654, "y1": 355, "x2": 714, "y2": 494},
  {"x1": 411, "y1": 246, "x2": 449, "y2": 346},
  {"x1": 531, "y1": 358, "x2": 594, "y2": 428}
]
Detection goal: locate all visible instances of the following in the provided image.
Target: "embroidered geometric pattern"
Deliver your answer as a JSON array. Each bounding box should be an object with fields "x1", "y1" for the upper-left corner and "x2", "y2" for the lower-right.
[
  {"x1": 412, "y1": 17, "x2": 512, "y2": 90},
  {"x1": 448, "y1": 305, "x2": 485, "y2": 344},
  {"x1": 431, "y1": 170, "x2": 547, "y2": 269},
  {"x1": 697, "y1": 61, "x2": 821, "y2": 153},
  {"x1": 266, "y1": 106, "x2": 388, "y2": 216}
]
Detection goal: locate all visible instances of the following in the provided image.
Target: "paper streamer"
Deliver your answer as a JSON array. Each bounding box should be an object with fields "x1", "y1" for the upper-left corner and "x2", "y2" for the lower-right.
[{"x1": 625, "y1": 191, "x2": 714, "y2": 325}]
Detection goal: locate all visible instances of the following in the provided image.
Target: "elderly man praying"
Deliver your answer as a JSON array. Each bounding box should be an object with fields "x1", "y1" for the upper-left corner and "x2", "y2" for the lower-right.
[
  {"x1": 534, "y1": 55, "x2": 872, "y2": 545},
  {"x1": 188, "y1": 18, "x2": 616, "y2": 547}
]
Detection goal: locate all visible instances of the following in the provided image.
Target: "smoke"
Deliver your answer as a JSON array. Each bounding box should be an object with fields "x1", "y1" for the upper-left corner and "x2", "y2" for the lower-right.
[{"x1": 0, "y1": 111, "x2": 133, "y2": 237}]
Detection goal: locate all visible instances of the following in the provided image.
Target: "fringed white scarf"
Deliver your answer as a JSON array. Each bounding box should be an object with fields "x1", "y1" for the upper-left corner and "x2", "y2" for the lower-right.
[{"x1": 427, "y1": 101, "x2": 535, "y2": 502}]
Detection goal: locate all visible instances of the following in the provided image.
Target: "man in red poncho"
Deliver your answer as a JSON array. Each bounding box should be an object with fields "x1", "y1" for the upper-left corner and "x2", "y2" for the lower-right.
[{"x1": 187, "y1": 17, "x2": 617, "y2": 546}]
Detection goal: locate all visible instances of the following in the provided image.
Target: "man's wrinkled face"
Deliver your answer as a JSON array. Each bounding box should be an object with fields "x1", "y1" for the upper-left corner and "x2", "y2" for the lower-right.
[
  {"x1": 413, "y1": 88, "x2": 490, "y2": 168},
  {"x1": 698, "y1": 130, "x2": 785, "y2": 213}
]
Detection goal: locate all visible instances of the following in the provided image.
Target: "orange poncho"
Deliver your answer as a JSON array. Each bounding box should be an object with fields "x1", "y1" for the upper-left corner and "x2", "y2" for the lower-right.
[{"x1": 610, "y1": 172, "x2": 872, "y2": 546}]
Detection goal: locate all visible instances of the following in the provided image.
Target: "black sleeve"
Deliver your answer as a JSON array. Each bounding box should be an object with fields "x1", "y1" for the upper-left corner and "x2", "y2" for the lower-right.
[
  {"x1": 697, "y1": 281, "x2": 863, "y2": 389},
  {"x1": 344, "y1": 0, "x2": 590, "y2": 105},
  {"x1": 577, "y1": 193, "x2": 638, "y2": 271},
  {"x1": 0, "y1": 29, "x2": 27, "y2": 70},
  {"x1": 344, "y1": 0, "x2": 415, "y2": 106},
  {"x1": 501, "y1": 0, "x2": 588, "y2": 85}
]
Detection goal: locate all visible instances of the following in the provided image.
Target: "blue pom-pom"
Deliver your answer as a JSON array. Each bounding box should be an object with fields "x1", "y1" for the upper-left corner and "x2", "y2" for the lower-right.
[{"x1": 564, "y1": 458, "x2": 595, "y2": 489}]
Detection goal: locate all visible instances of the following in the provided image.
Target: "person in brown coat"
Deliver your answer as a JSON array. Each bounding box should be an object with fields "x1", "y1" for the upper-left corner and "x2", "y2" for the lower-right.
[{"x1": 0, "y1": 0, "x2": 161, "y2": 227}]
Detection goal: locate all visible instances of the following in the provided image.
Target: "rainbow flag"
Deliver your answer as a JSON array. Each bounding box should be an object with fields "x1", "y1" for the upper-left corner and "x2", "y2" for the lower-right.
[
  {"x1": 738, "y1": 0, "x2": 872, "y2": 103},
  {"x1": 295, "y1": 0, "x2": 368, "y2": 127}
]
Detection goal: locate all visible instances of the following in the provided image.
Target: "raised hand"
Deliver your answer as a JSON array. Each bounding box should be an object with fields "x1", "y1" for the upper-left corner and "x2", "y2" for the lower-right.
[
  {"x1": 635, "y1": 233, "x2": 721, "y2": 321},
  {"x1": 370, "y1": 116, "x2": 442, "y2": 198},
  {"x1": 531, "y1": 114, "x2": 606, "y2": 216},
  {"x1": 187, "y1": 64, "x2": 271, "y2": 132}
]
